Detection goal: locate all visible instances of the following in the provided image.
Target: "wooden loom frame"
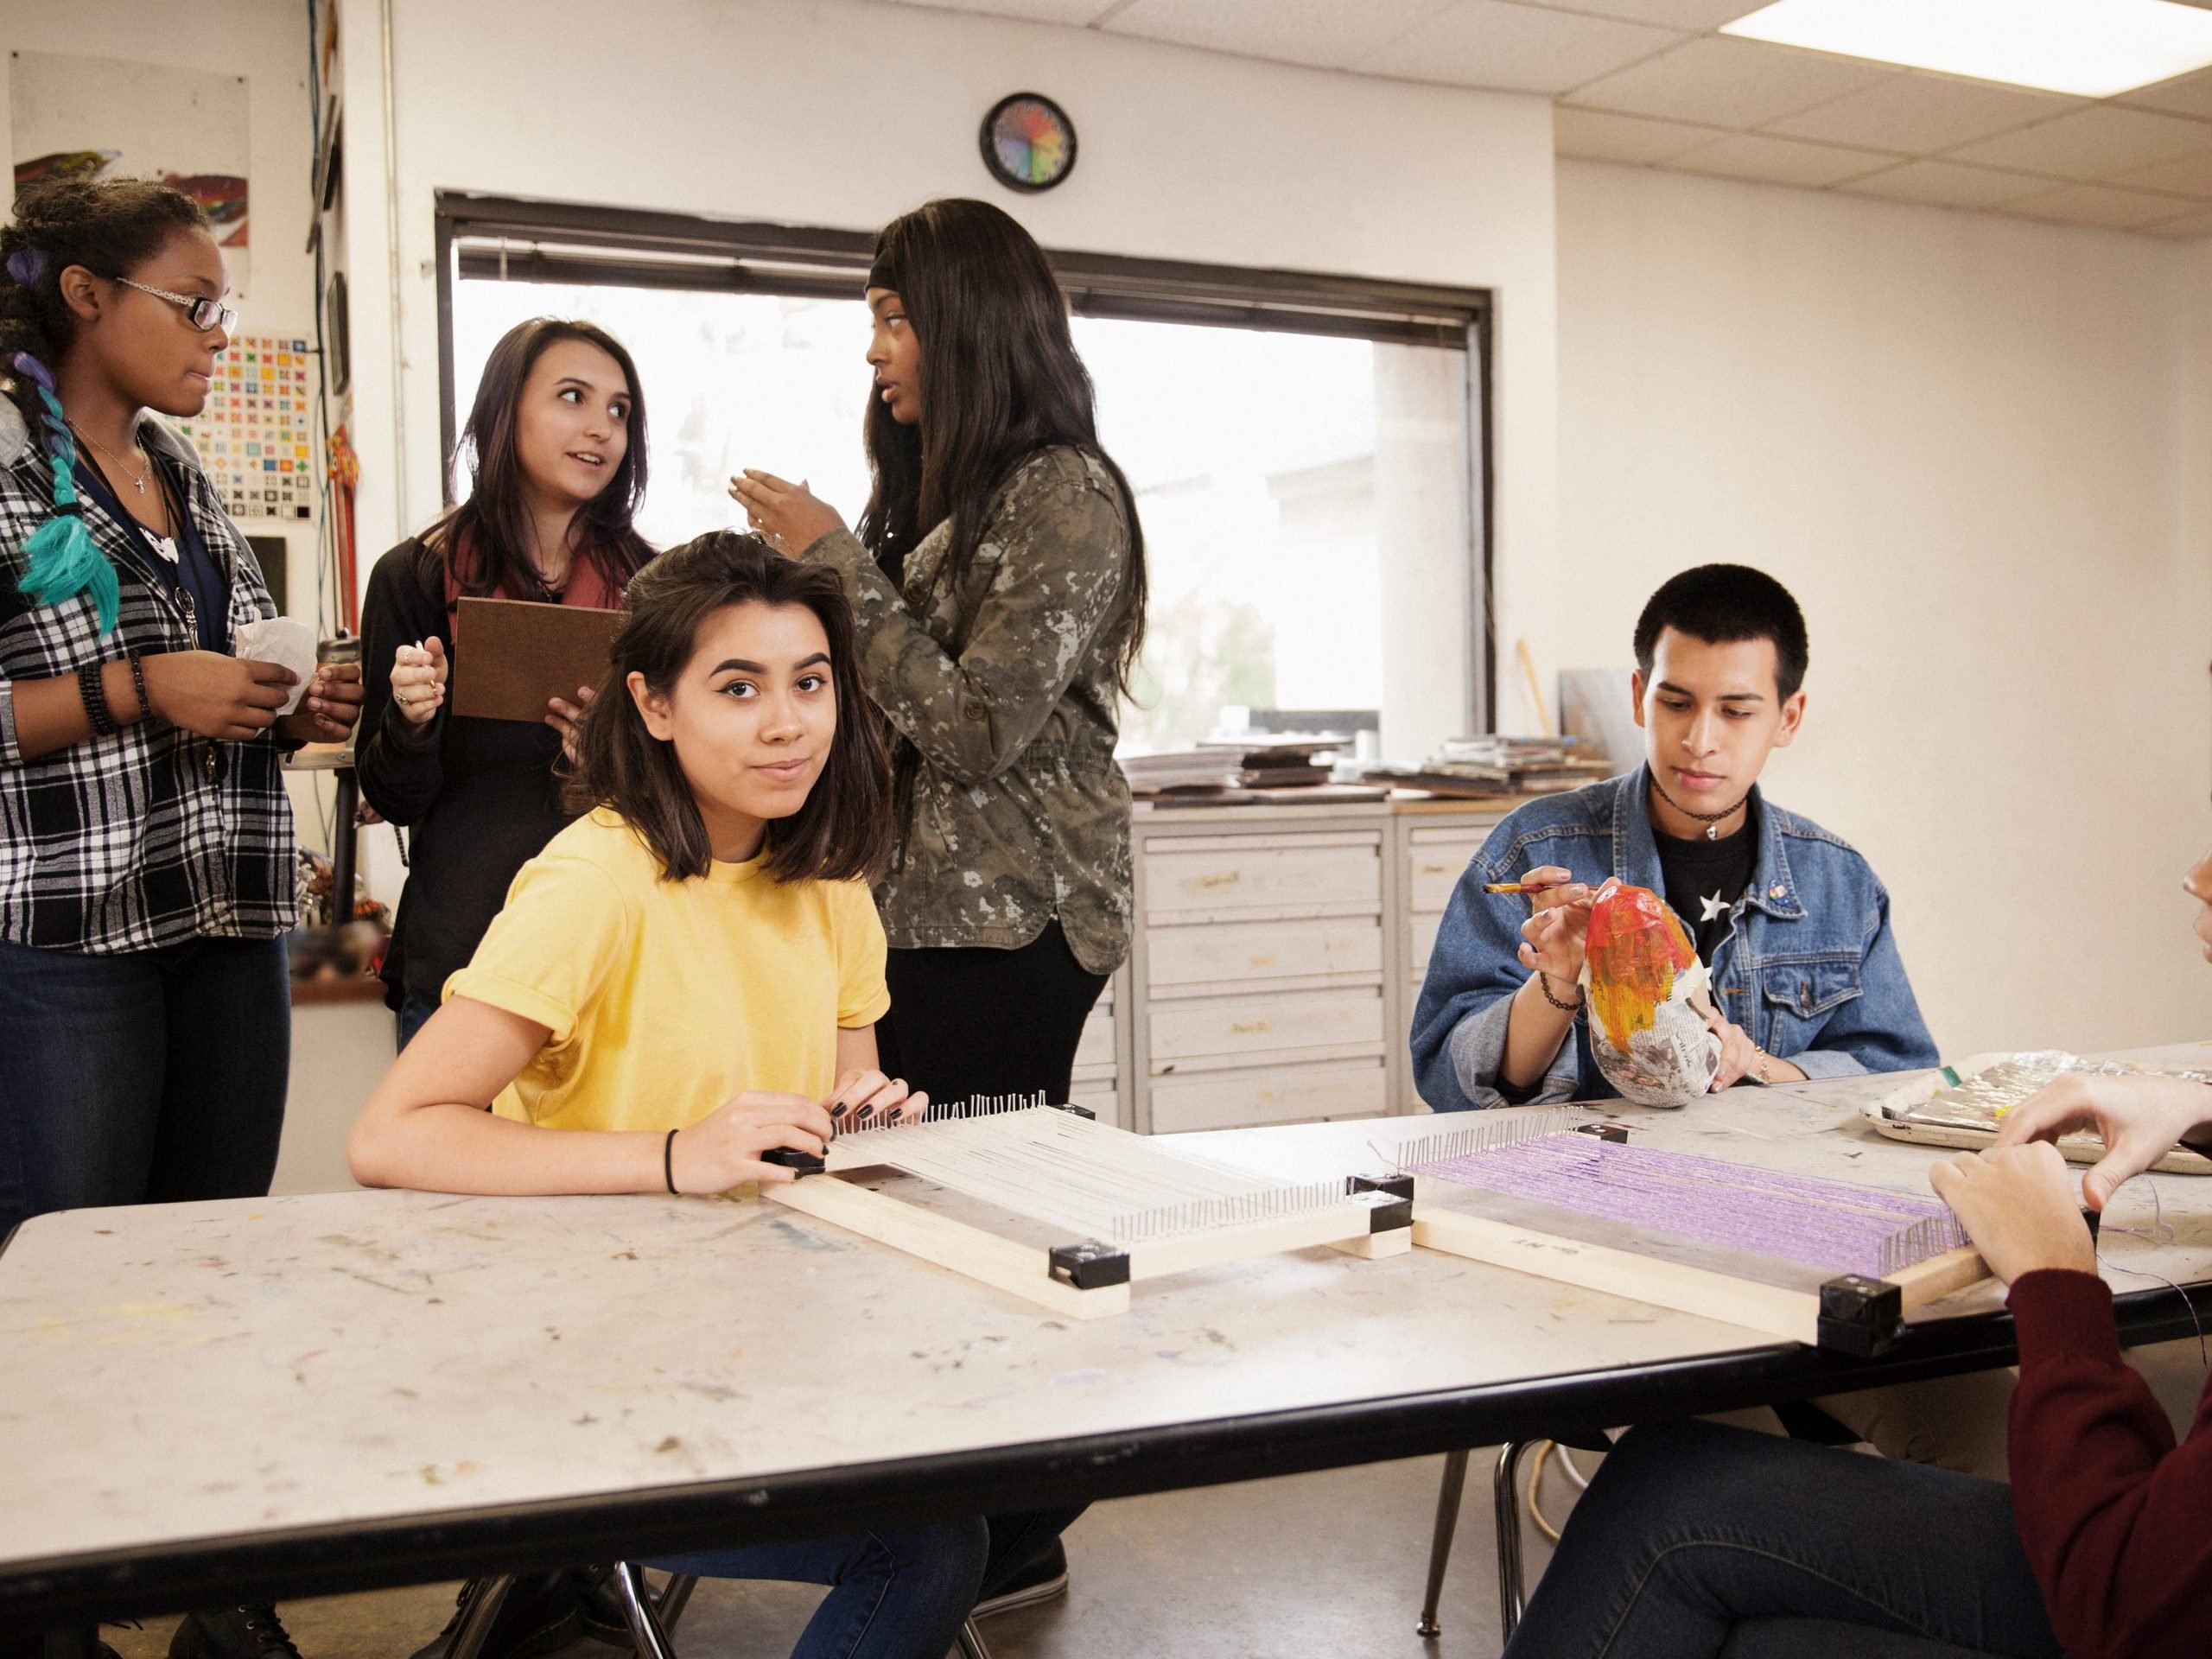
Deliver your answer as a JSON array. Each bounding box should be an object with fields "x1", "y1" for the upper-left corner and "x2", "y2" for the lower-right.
[
  {"x1": 1398, "y1": 1122, "x2": 1990, "y2": 1353},
  {"x1": 763, "y1": 1109, "x2": 1414, "y2": 1318}
]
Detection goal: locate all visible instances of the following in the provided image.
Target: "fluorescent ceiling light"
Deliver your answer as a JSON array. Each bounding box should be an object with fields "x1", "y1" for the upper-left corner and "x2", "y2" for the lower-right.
[{"x1": 1721, "y1": 0, "x2": 2212, "y2": 99}]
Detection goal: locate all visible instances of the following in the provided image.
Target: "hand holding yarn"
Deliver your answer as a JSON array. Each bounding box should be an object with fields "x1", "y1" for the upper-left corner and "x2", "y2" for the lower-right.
[
  {"x1": 1929, "y1": 1142, "x2": 2095, "y2": 1282},
  {"x1": 140, "y1": 651, "x2": 297, "y2": 742},
  {"x1": 667, "y1": 1090, "x2": 839, "y2": 1192},
  {"x1": 1580, "y1": 879, "x2": 1722, "y2": 1109},
  {"x1": 1994, "y1": 1071, "x2": 2212, "y2": 1211},
  {"x1": 389, "y1": 637, "x2": 447, "y2": 726}
]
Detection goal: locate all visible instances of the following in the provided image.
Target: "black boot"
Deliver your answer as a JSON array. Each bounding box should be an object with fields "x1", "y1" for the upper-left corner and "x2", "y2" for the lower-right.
[
  {"x1": 168, "y1": 1607, "x2": 303, "y2": 1659},
  {"x1": 407, "y1": 1573, "x2": 582, "y2": 1659}
]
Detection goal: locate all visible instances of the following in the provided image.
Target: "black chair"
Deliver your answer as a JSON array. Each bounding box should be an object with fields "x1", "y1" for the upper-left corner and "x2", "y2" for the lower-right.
[{"x1": 1416, "y1": 1431, "x2": 1612, "y2": 1647}]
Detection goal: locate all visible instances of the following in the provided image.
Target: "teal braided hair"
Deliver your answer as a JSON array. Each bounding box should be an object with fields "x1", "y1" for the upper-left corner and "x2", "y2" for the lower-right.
[
  {"x1": 7, "y1": 340, "x2": 117, "y2": 633},
  {"x1": 2, "y1": 179, "x2": 209, "y2": 635}
]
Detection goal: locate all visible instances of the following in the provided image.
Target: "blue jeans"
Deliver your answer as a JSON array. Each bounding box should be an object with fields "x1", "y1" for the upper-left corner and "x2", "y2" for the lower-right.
[
  {"x1": 396, "y1": 992, "x2": 437, "y2": 1050},
  {"x1": 1503, "y1": 1421, "x2": 2064, "y2": 1659},
  {"x1": 0, "y1": 934, "x2": 290, "y2": 1242},
  {"x1": 645, "y1": 1507, "x2": 1078, "y2": 1659}
]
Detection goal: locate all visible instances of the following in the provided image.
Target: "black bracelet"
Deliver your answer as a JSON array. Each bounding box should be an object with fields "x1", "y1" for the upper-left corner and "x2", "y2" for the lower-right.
[
  {"x1": 128, "y1": 651, "x2": 150, "y2": 725},
  {"x1": 664, "y1": 1128, "x2": 678, "y2": 1195},
  {"x1": 1535, "y1": 971, "x2": 1583, "y2": 1014},
  {"x1": 77, "y1": 660, "x2": 118, "y2": 737}
]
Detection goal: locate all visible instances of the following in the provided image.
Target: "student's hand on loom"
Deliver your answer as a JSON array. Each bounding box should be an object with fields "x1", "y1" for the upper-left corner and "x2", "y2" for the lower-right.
[
  {"x1": 546, "y1": 684, "x2": 595, "y2": 765},
  {"x1": 729, "y1": 469, "x2": 847, "y2": 556},
  {"x1": 390, "y1": 637, "x2": 448, "y2": 726},
  {"x1": 1993, "y1": 1071, "x2": 2212, "y2": 1211},
  {"x1": 278, "y1": 660, "x2": 364, "y2": 745},
  {"x1": 141, "y1": 651, "x2": 296, "y2": 741},
  {"x1": 1515, "y1": 867, "x2": 1592, "y2": 993},
  {"x1": 1929, "y1": 1142, "x2": 2097, "y2": 1282},
  {"x1": 670, "y1": 1091, "x2": 838, "y2": 1191},
  {"x1": 826, "y1": 1069, "x2": 928, "y2": 1129}
]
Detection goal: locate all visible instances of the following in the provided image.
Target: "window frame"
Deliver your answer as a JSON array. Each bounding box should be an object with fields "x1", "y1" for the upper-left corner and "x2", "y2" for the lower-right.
[{"x1": 431, "y1": 191, "x2": 1497, "y2": 731}]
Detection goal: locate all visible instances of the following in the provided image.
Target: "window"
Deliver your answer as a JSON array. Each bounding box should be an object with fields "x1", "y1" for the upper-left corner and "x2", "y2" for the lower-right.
[{"x1": 438, "y1": 196, "x2": 1491, "y2": 756}]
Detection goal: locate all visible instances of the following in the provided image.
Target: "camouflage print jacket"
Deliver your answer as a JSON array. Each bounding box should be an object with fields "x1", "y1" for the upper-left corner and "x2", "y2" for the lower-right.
[{"x1": 804, "y1": 446, "x2": 1135, "y2": 975}]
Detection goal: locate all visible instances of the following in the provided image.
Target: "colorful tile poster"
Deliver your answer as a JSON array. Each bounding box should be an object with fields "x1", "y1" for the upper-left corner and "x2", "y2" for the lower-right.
[{"x1": 172, "y1": 337, "x2": 316, "y2": 521}]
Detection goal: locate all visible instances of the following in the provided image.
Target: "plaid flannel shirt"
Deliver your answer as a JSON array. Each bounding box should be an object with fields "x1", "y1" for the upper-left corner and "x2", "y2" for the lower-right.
[{"x1": 0, "y1": 402, "x2": 296, "y2": 953}]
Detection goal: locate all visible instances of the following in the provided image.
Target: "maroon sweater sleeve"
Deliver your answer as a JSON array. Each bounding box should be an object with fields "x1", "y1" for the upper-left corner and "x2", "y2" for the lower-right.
[{"x1": 2007, "y1": 1268, "x2": 2212, "y2": 1659}]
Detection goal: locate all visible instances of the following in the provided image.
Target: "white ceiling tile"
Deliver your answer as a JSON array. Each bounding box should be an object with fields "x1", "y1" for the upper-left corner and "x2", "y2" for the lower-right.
[
  {"x1": 1835, "y1": 159, "x2": 2051, "y2": 209},
  {"x1": 1360, "y1": 2, "x2": 1683, "y2": 94},
  {"x1": 2118, "y1": 67, "x2": 2212, "y2": 123},
  {"x1": 1100, "y1": 0, "x2": 1458, "y2": 69},
  {"x1": 1764, "y1": 73, "x2": 2078, "y2": 156},
  {"x1": 879, "y1": 0, "x2": 1121, "y2": 22},
  {"x1": 1529, "y1": 0, "x2": 1766, "y2": 25},
  {"x1": 1562, "y1": 35, "x2": 1894, "y2": 129},
  {"x1": 1946, "y1": 106, "x2": 2212, "y2": 180},
  {"x1": 2005, "y1": 183, "x2": 2199, "y2": 230},
  {"x1": 1554, "y1": 105, "x2": 1722, "y2": 162},
  {"x1": 2109, "y1": 149, "x2": 2212, "y2": 200},
  {"x1": 1669, "y1": 132, "x2": 1892, "y2": 188}
]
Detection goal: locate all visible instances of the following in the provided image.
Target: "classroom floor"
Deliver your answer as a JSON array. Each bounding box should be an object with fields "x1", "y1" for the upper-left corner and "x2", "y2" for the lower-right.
[{"x1": 99, "y1": 1338, "x2": 2209, "y2": 1659}]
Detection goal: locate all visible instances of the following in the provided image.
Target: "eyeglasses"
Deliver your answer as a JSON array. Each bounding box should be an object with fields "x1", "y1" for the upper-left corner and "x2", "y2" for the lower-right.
[{"x1": 111, "y1": 276, "x2": 237, "y2": 334}]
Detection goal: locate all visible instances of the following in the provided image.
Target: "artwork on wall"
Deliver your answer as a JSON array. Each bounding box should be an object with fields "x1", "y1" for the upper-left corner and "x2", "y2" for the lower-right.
[
  {"x1": 171, "y1": 335, "x2": 315, "y2": 521},
  {"x1": 9, "y1": 49, "x2": 251, "y2": 294}
]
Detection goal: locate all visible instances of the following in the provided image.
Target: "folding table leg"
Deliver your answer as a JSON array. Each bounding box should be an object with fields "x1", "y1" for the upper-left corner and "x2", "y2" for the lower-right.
[
  {"x1": 615, "y1": 1563, "x2": 679, "y2": 1659},
  {"x1": 445, "y1": 1576, "x2": 517, "y2": 1659},
  {"x1": 1495, "y1": 1440, "x2": 1536, "y2": 1646},
  {"x1": 1415, "y1": 1446, "x2": 1471, "y2": 1638}
]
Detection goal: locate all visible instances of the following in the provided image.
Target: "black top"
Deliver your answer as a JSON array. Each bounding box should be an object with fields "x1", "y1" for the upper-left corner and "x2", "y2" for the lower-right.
[
  {"x1": 75, "y1": 448, "x2": 232, "y2": 652},
  {"x1": 1653, "y1": 800, "x2": 1758, "y2": 964},
  {"x1": 357, "y1": 540, "x2": 577, "y2": 1014}
]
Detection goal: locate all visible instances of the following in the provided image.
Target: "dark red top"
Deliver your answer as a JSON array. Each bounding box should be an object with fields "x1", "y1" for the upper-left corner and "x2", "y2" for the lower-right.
[{"x1": 2008, "y1": 1268, "x2": 2212, "y2": 1659}]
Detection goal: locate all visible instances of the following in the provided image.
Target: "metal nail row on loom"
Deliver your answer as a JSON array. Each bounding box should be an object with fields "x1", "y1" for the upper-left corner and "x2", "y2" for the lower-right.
[{"x1": 835, "y1": 1090, "x2": 1051, "y2": 1135}]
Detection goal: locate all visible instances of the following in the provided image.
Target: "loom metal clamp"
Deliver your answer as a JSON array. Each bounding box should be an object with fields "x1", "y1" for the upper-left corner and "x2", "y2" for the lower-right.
[
  {"x1": 1815, "y1": 1274, "x2": 1906, "y2": 1357},
  {"x1": 1049, "y1": 1240, "x2": 1131, "y2": 1290},
  {"x1": 760, "y1": 1147, "x2": 827, "y2": 1178},
  {"x1": 1350, "y1": 1173, "x2": 1415, "y2": 1234}
]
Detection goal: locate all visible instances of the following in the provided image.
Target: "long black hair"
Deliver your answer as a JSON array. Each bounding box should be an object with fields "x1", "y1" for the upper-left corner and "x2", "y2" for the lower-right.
[
  {"x1": 856, "y1": 198, "x2": 1146, "y2": 692},
  {"x1": 564, "y1": 532, "x2": 892, "y2": 885},
  {"x1": 427, "y1": 317, "x2": 654, "y2": 604},
  {"x1": 1, "y1": 179, "x2": 209, "y2": 632}
]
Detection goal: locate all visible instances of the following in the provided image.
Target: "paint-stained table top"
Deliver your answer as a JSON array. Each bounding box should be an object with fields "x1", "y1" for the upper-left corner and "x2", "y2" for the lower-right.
[{"x1": 4, "y1": 1047, "x2": 2209, "y2": 1624}]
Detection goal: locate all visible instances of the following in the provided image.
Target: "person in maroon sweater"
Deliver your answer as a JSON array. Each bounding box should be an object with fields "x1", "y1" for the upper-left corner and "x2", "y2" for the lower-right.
[{"x1": 1498, "y1": 849, "x2": 2212, "y2": 1659}]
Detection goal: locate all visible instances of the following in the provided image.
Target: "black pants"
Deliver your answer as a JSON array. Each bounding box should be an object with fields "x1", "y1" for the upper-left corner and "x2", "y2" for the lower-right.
[{"x1": 877, "y1": 922, "x2": 1108, "y2": 1107}]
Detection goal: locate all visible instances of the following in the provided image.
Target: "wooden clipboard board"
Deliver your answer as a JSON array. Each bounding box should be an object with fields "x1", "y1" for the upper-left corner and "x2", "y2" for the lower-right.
[{"x1": 451, "y1": 597, "x2": 622, "y2": 723}]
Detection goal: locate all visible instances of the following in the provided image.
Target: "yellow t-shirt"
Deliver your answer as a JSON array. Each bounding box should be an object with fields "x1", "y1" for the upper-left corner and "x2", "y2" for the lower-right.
[{"x1": 446, "y1": 808, "x2": 891, "y2": 1131}]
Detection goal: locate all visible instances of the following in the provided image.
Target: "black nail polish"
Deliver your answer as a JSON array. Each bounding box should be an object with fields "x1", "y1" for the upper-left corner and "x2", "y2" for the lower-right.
[{"x1": 830, "y1": 1103, "x2": 846, "y2": 1119}]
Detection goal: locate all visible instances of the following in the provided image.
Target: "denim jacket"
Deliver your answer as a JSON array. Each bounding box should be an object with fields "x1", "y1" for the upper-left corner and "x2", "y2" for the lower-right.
[{"x1": 1409, "y1": 766, "x2": 1937, "y2": 1111}]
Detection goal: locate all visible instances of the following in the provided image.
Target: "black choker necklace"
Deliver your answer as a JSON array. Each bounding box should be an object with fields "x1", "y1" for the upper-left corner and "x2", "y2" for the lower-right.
[{"x1": 1649, "y1": 776, "x2": 1749, "y2": 842}]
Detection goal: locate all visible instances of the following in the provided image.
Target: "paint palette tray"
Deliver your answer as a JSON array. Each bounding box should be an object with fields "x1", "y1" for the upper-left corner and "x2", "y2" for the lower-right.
[{"x1": 1862, "y1": 1052, "x2": 2212, "y2": 1175}]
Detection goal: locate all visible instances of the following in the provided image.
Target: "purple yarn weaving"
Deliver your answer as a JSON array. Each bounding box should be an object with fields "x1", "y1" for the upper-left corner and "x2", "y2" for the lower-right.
[{"x1": 1418, "y1": 1134, "x2": 1967, "y2": 1281}]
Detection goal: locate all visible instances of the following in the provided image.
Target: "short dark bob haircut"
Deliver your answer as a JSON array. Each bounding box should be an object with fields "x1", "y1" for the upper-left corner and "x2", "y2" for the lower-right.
[
  {"x1": 1633, "y1": 563, "x2": 1809, "y2": 702},
  {"x1": 564, "y1": 532, "x2": 892, "y2": 884}
]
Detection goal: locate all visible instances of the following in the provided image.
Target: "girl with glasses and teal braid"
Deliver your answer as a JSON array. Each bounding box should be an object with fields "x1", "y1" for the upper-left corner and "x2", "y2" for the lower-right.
[{"x1": 0, "y1": 177, "x2": 364, "y2": 1659}]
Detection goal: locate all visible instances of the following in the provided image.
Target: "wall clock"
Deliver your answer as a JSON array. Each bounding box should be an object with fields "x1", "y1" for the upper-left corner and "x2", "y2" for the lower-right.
[{"x1": 981, "y1": 92, "x2": 1077, "y2": 193}]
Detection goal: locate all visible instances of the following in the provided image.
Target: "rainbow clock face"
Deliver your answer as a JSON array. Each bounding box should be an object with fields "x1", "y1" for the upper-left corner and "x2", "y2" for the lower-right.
[{"x1": 981, "y1": 93, "x2": 1077, "y2": 193}]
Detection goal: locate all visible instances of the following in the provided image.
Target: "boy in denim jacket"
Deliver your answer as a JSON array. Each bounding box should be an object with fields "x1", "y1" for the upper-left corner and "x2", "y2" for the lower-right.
[{"x1": 1414, "y1": 564, "x2": 1937, "y2": 1114}]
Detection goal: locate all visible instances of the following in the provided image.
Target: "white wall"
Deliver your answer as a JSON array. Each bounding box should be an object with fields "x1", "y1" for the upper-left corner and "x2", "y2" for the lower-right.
[
  {"x1": 355, "y1": 0, "x2": 1558, "y2": 660},
  {"x1": 1548, "y1": 159, "x2": 2212, "y2": 1057}
]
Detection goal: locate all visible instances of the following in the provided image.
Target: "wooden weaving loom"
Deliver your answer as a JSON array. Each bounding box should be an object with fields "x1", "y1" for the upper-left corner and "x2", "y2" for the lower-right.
[
  {"x1": 1387, "y1": 1111, "x2": 1991, "y2": 1354},
  {"x1": 761, "y1": 1097, "x2": 1414, "y2": 1318}
]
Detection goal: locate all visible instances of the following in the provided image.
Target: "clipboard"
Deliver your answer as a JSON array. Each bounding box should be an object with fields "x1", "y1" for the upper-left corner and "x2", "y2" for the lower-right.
[{"x1": 451, "y1": 596, "x2": 623, "y2": 723}]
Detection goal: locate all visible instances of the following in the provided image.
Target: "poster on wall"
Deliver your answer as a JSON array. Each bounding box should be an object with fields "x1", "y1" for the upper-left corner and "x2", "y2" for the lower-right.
[
  {"x1": 10, "y1": 49, "x2": 251, "y2": 295},
  {"x1": 171, "y1": 335, "x2": 315, "y2": 521}
]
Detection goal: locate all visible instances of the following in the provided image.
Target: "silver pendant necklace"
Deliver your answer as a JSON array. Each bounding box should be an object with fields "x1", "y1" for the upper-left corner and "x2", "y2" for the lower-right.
[{"x1": 1650, "y1": 776, "x2": 1746, "y2": 841}]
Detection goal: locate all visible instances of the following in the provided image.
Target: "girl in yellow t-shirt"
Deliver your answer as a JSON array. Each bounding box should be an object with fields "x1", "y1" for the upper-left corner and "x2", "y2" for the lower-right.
[{"x1": 349, "y1": 532, "x2": 1055, "y2": 1659}]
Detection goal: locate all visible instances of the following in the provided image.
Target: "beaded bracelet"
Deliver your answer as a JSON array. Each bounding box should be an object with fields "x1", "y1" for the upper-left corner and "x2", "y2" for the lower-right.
[
  {"x1": 77, "y1": 660, "x2": 118, "y2": 738},
  {"x1": 128, "y1": 651, "x2": 150, "y2": 724},
  {"x1": 1535, "y1": 971, "x2": 1583, "y2": 1014}
]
